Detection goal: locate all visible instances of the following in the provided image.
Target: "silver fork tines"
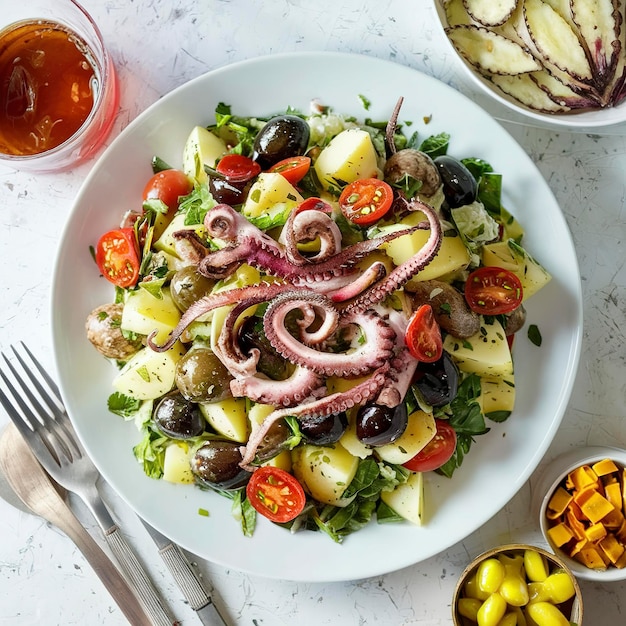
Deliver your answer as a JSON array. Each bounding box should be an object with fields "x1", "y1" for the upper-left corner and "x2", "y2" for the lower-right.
[
  {"x1": 0, "y1": 342, "x2": 175, "y2": 626},
  {"x1": 0, "y1": 344, "x2": 79, "y2": 471}
]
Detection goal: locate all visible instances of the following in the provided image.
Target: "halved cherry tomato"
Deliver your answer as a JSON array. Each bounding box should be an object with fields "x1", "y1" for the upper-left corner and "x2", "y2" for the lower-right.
[
  {"x1": 142, "y1": 169, "x2": 193, "y2": 212},
  {"x1": 246, "y1": 466, "x2": 306, "y2": 524},
  {"x1": 95, "y1": 228, "x2": 140, "y2": 288},
  {"x1": 464, "y1": 266, "x2": 523, "y2": 315},
  {"x1": 402, "y1": 419, "x2": 457, "y2": 472},
  {"x1": 405, "y1": 304, "x2": 443, "y2": 363},
  {"x1": 338, "y1": 178, "x2": 393, "y2": 226},
  {"x1": 216, "y1": 154, "x2": 261, "y2": 183},
  {"x1": 268, "y1": 155, "x2": 311, "y2": 185}
]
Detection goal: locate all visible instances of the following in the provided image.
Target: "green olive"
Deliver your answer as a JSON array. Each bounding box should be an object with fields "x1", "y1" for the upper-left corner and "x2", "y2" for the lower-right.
[
  {"x1": 175, "y1": 346, "x2": 233, "y2": 402},
  {"x1": 191, "y1": 439, "x2": 250, "y2": 489},
  {"x1": 169, "y1": 266, "x2": 216, "y2": 312}
]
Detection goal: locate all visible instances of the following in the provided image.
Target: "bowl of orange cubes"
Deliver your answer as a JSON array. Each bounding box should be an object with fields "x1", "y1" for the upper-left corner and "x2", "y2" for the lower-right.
[{"x1": 537, "y1": 446, "x2": 626, "y2": 581}]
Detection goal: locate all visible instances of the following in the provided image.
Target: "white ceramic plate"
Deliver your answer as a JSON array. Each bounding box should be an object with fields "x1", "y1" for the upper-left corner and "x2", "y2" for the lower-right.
[{"x1": 51, "y1": 51, "x2": 583, "y2": 582}]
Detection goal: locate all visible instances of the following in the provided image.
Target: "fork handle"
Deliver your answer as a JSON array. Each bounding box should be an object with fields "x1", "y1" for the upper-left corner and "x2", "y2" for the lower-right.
[{"x1": 104, "y1": 526, "x2": 176, "y2": 626}]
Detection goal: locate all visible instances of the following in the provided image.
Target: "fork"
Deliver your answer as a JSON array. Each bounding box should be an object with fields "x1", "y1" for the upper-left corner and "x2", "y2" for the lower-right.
[{"x1": 0, "y1": 342, "x2": 176, "y2": 626}]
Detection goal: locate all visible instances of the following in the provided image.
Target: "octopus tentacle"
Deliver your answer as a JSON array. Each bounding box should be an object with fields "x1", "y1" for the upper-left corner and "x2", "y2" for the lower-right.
[
  {"x1": 239, "y1": 362, "x2": 390, "y2": 468},
  {"x1": 147, "y1": 282, "x2": 292, "y2": 352},
  {"x1": 263, "y1": 291, "x2": 396, "y2": 377},
  {"x1": 210, "y1": 292, "x2": 326, "y2": 406},
  {"x1": 196, "y1": 203, "x2": 418, "y2": 288},
  {"x1": 230, "y1": 366, "x2": 326, "y2": 408},
  {"x1": 342, "y1": 200, "x2": 442, "y2": 314},
  {"x1": 280, "y1": 199, "x2": 341, "y2": 265}
]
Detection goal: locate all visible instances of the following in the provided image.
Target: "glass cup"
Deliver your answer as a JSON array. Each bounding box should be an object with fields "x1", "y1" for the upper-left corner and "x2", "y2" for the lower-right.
[{"x1": 0, "y1": 0, "x2": 119, "y2": 172}]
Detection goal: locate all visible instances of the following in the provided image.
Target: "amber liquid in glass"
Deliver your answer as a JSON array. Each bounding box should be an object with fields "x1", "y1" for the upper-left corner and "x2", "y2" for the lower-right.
[{"x1": 0, "y1": 20, "x2": 97, "y2": 156}]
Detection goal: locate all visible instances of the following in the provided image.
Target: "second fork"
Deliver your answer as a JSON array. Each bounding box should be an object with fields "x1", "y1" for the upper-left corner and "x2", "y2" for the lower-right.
[{"x1": 0, "y1": 342, "x2": 176, "y2": 626}]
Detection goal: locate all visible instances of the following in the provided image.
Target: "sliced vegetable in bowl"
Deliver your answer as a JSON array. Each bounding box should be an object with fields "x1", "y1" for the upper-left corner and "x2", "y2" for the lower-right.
[{"x1": 434, "y1": 0, "x2": 626, "y2": 127}]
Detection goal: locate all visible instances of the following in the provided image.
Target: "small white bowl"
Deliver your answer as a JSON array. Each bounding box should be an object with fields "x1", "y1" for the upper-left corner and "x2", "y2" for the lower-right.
[
  {"x1": 432, "y1": 0, "x2": 626, "y2": 130},
  {"x1": 534, "y1": 446, "x2": 626, "y2": 582}
]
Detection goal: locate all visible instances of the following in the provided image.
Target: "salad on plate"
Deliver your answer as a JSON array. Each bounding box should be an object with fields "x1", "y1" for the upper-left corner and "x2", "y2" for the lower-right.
[{"x1": 85, "y1": 98, "x2": 551, "y2": 542}]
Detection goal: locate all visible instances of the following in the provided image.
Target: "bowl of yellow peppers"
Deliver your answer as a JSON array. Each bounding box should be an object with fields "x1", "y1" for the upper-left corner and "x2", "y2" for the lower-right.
[{"x1": 452, "y1": 543, "x2": 583, "y2": 626}]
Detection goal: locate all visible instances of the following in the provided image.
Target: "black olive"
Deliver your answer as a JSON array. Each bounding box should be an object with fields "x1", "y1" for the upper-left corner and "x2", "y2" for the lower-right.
[
  {"x1": 255, "y1": 419, "x2": 291, "y2": 462},
  {"x1": 169, "y1": 266, "x2": 216, "y2": 312},
  {"x1": 175, "y1": 346, "x2": 233, "y2": 403},
  {"x1": 413, "y1": 352, "x2": 460, "y2": 407},
  {"x1": 153, "y1": 391, "x2": 206, "y2": 439},
  {"x1": 300, "y1": 412, "x2": 348, "y2": 445},
  {"x1": 355, "y1": 402, "x2": 408, "y2": 446},
  {"x1": 238, "y1": 316, "x2": 291, "y2": 381},
  {"x1": 191, "y1": 439, "x2": 251, "y2": 489},
  {"x1": 252, "y1": 115, "x2": 310, "y2": 168},
  {"x1": 433, "y1": 155, "x2": 478, "y2": 208},
  {"x1": 208, "y1": 176, "x2": 252, "y2": 205}
]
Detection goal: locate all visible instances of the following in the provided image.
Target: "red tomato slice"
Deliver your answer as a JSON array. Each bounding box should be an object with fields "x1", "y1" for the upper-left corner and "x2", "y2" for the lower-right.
[
  {"x1": 268, "y1": 156, "x2": 311, "y2": 184},
  {"x1": 405, "y1": 304, "x2": 443, "y2": 363},
  {"x1": 142, "y1": 169, "x2": 193, "y2": 212},
  {"x1": 246, "y1": 466, "x2": 306, "y2": 523},
  {"x1": 402, "y1": 419, "x2": 457, "y2": 472},
  {"x1": 338, "y1": 178, "x2": 393, "y2": 226},
  {"x1": 95, "y1": 228, "x2": 140, "y2": 288},
  {"x1": 295, "y1": 196, "x2": 333, "y2": 214},
  {"x1": 216, "y1": 154, "x2": 261, "y2": 183},
  {"x1": 464, "y1": 266, "x2": 523, "y2": 315}
]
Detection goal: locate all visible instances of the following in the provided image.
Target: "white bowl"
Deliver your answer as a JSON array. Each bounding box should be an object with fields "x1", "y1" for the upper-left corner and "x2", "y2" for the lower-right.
[
  {"x1": 534, "y1": 446, "x2": 626, "y2": 582},
  {"x1": 432, "y1": 0, "x2": 626, "y2": 131}
]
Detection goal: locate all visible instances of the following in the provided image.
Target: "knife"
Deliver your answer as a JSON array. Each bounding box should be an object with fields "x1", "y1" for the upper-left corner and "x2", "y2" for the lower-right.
[{"x1": 140, "y1": 519, "x2": 228, "y2": 625}]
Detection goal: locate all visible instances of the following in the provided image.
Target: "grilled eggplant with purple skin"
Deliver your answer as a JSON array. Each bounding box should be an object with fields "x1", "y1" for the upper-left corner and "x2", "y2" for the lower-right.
[{"x1": 443, "y1": 0, "x2": 624, "y2": 113}]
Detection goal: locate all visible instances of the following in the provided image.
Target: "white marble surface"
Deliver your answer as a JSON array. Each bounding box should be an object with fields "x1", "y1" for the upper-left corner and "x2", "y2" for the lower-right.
[{"x1": 0, "y1": 0, "x2": 625, "y2": 624}]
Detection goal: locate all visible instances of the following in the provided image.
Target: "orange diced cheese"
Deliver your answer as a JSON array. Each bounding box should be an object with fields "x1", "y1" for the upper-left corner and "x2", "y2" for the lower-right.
[
  {"x1": 566, "y1": 509, "x2": 587, "y2": 540},
  {"x1": 602, "y1": 508, "x2": 625, "y2": 530},
  {"x1": 605, "y1": 482, "x2": 623, "y2": 510},
  {"x1": 615, "y1": 550, "x2": 626, "y2": 569},
  {"x1": 568, "y1": 465, "x2": 599, "y2": 491},
  {"x1": 548, "y1": 522, "x2": 575, "y2": 547},
  {"x1": 580, "y1": 491, "x2": 615, "y2": 524},
  {"x1": 584, "y1": 522, "x2": 607, "y2": 543},
  {"x1": 593, "y1": 458, "x2": 619, "y2": 476},
  {"x1": 576, "y1": 546, "x2": 609, "y2": 570},
  {"x1": 573, "y1": 484, "x2": 601, "y2": 508},
  {"x1": 546, "y1": 458, "x2": 626, "y2": 572},
  {"x1": 599, "y1": 534, "x2": 625, "y2": 564},
  {"x1": 547, "y1": 486, "x2": 573, "y2": 518}
]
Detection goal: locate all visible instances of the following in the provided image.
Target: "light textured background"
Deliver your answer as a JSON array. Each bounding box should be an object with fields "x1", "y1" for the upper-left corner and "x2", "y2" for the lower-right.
[{"x1": 1, "y1": 1, "x2": 625, "y2": 624}]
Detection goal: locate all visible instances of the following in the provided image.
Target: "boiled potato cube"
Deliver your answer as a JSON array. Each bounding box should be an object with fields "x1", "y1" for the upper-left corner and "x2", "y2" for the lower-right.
[
  {"x1": 340, "y1": 413, "x2": 374, "y2": 460},
  {"x1": 121, "y1": 288, "x2": 181, "y2": 344},
  {"x1": 241, "y1": 172, "x2": 302, "y2": 219},
  {"x1": 162, "y1": 442, "x2": 194, "y2": 484},
  {"x1": 482, "y1": 239, "x2": 551, "y2": 300},
  {"x1": 113, "y1": 342, "x2": 186, "y2": 400},
  {"x1": 380, "y1": 471, "x2": 424, "y2": 525},
  {"x1": 292, "y1": 443, "x2": 359, "y2": 506},
  {"x1": 199, "y1": 397, "x2": 249, "y2": 442},
  {"x1": 261, "y1": 449, "x2": 293, "y2": 472},
  {"x1": 314, "y1": 128, "x2": 380, "y2": 192},
  {"x1": 153, "y1": 212, "x2": 207, "y2": 258},
  {"x1": 479, "y1": 374, "x2": 516, "y2": 418},
  {"x1": 375, "y1": 410, "x2": 437, "y2": 465},
  {"x1": 381, "y1": 219, "x2": 470, "y2": 283},
  {"x1": 182, "y1": 126, "x2": 227, "y2": 183},
  {"x1": 443, "y1": 317, "x2": 513, "y2": 377}
]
